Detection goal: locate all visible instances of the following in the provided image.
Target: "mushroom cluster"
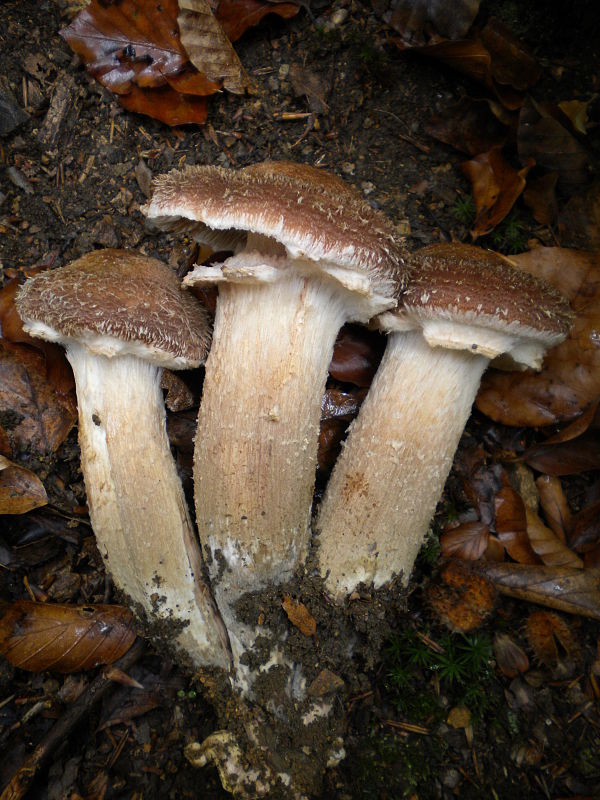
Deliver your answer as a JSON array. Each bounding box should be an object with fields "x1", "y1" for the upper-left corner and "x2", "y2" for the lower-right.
[{"x1": 15, "y1": 167, "x2": 572, "y2": 800}]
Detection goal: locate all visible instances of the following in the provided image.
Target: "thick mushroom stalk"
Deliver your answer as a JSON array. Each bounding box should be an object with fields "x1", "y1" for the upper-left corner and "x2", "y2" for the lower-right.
[
  {"x1": 316, "y1": 243, "x2": 573, "y2": 601},
  {"x1": 16, "y1": 250, "x2": 230, "y2": 669},
  {"x1": 144, "y1": 163, "x2": 406, "y2": 630}
]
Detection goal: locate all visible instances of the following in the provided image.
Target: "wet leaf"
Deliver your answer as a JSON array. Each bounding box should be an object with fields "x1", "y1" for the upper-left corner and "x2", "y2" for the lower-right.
[
  {"x1": 426, "y1": 96, "x2": 508, "y2": 156},
  {"x1": 388, "y1": 0, "x2": 480, "y2": 42},
  {"x1": 493, "y1": 633, "x2": 529, "y2": 677},
  {"x1": 476, "y1": 248, "x2": 600, "y2": 427},
  {"x1": 525, "y1": 509, "x2": 583, "y2": 569},
  {"x1": 524, "y1": 610, "x2": 581, "y2": 667},
  {"x1": 478, "y1": 18, "x2": 541, "y2": 93},
  {"x1": 535, "y1": 475, "x2": 571, "y2": 542},
  {"x1": 0, "y1": 601, "x2": 137, "y2": 673},
  {"x1": 177, "y1": 0, "x2": 252, "y2": 94},
  {"x1": 494, "y1": 485, "x2": 540, "y2": 565},
  {"x1": 282, "y1": 594, "x2": 316, "y2": 637},
  {"x1": 440, "y1": 520, "x2": 489, "y2": 561},
  {"x1": 0, "y1": 455, "x2": 48, "y2": 514},
  {"x1": 522, "y1": 172, "x2": 558, "y2": 225},
  {"x1": 469, "y1": 562, "x2": 600, "y2": 619},
  {"x1": 317, "y1": 418, "x2": 347, "y2": 474},
  {"x1": 428, "y1": 560, "x2": 495, "y2": 632},
  {"x1": 517, "y1": 97, "x2": 590, "y2": 193},
  {"x1": 524, "y1": 434, "x2": 600, "y2": 476},
  {"x1": 216, "y1": 0, "x2": 299, "y2": 44},
  {"x1": 329, "y1": 325, "x2": 385, "y2": 387},
  {"x1": 0, "y1": 339, "x2": 76, "y2": 455},
  {"x1": 569, "y1": 501, "x2": 600, "y2": 554},
  {"x1": 460, "y1": 146, "x2": 533, "y2": 237}
]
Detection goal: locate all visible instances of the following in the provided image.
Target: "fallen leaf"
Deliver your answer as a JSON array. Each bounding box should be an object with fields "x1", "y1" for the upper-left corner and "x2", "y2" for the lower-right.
[
  {"x1": 0, "y1": 455, "x2": 48, "y2": 515},
  {"x1": 0, "y1": 339, "x2": 76, "y2": 455},
  {"x1": 329, "y1": 325, "x2": 385, "y2": 387},
  {"x1": 524, "y1": 609, "x2": 581, "y2": 667},
  {"x1": 476, "y1": 248, "x2": 600, "y2": 426},
  {"x1": 494, "y1": 485, "x2": 540, "y2": 564},
  {"x1": 440, "y1": 520, "x2": 489, "y2": 561},
  {"x1": 282, "y1": 594, "x2": 316, "y2": 636},
  {"x1": 535, "y1": 475, "x2": 571, "y2": 542},
  {"x1": 569, "y1": 501, "x2": 600, "y2": 554},
  {"x1": 524, "y1": 434, "x2": 600, "y2": 476},
  {"x1": 215, "y1": 0, "x2": 299, "y2": 44},
  {"x1": 493, "y1": 632, "x2": 529, "y2": 677},
  {"x1": 558, "y1": 99, "x2": 591, "y2": 135},
  {"x1": 426, "y1": 96, "x2": 508, "y2": 156},
  {"x1": 469, "y1": 562, "x2": 600, "y2": 619},
  {"x1": 428, "y1": 560, "x2": 495, "y2": 632},
  {"x1": 177, "y1": 0, "x2": 252, "y2": 94},
  {"x1": 388, "y1": 0, "x2": 480, "y2": 42},
  {"x1": 522, "y1": 172, "x2": 558, "y2": 225},
  {"x1": 478, "y1": 18, "x2": 541, "y2": 93},
  {"x1": 289, "y1": 63, "x2": 329, "y2": 114},
  {"x1": 0, "y1": 601, "x2": 137, "y2": 672},
  {"x1": 525, "y1": 508, "x2": 583, "y2": 569},
  {"x1": 558, "y1": 182, "x2": 600, "y2": 249},
  {"x1": 517, "y1": 97, "x2": 590, "y2": 194},
  {"x1": 460, "y1": 146, "x2": 533, "y2": 237}
]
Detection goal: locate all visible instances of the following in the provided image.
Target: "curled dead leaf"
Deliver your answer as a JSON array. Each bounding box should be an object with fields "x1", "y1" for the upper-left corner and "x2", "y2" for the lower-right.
[
  {"x1": 0, "y1": 455, "x2": 47, "y2": 515},
  {"x1": 493, "y1": 632, "x2": 529, "y2": 677},
  {"x1": 0, "y1": 601, "x2": 137, "y2": 673},
  {"x1": 440, "y1": 520, "x2": 489, "y2": 561},
  {"x1": 525, "y1": 509, "x2": 583, "y2": 569},
  {"x1": 535, "y1": 474, "x2": 571, "y2": 542},
  {"x1": 282, "y1": 594, "x2": 316, "y2": 637}
]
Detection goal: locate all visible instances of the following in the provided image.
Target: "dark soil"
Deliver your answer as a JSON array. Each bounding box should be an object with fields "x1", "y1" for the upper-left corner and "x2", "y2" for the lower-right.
[{"x1": 1, "y1": 1, "x2": 600, "y2": 799}]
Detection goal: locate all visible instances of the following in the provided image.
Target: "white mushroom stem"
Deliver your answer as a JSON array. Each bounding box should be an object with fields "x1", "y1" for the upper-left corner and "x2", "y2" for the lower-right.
[
  {"x1": 316, "y1": 331, "x2": 488, "y2": 600},
  {"x1": 67, "y1": 344, "x2": 231, "y2": 669},
  {"x1": 194, "y1": 271, "x2": 349, "y2": 598}
]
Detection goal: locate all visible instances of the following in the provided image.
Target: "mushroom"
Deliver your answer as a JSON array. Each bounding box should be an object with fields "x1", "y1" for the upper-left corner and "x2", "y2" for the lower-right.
[
  {"x1": 16, "y1": 249, "x2": 230, "y2": 668},
  {"x1": 315, "y1": 243, "x2": 573, "y2": 600},
  {"x1": 143, "y1": 162, "x2": 407, "y2": 612}
]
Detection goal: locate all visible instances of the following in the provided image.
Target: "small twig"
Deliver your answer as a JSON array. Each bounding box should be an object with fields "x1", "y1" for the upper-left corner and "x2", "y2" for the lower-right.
[
  {"x1": 372, "y1": 108, "x2": 431, "y2": 153},
  {"x1": 0, "y1": 639, "x2": 145, "y2": 800},
  {"x1": 273, "y1": 111, "x2": 313, "y2": 121},
  {"x1": 382, "y1": 718, "x2": 430, "y2": 735}
]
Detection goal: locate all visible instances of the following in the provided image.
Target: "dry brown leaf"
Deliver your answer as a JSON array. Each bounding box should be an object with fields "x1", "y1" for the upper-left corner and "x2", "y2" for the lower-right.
[
  {"x1": 0, "y1": 455, "x2": 48, "y2": 515},
  {"x1": 426, "y1": 96, "x2": 508, "y2": 156},
  {"x1": 282, "y1": 594, "x2": 316, "y2": 637},
  {"x1": 178, "y1": 0, "x2": 251, "y2": 94},
  {"x1": 460, "y1": 146, "x2": 533, "y2": 237},
  {"x1": 476, "y1": 248, "x2": 600, "y2": 426},
  {"x1": 524, "y1": 434, "x2": 600, "y2": 476},
  {"x1": 494, "y1": 485, "x2": 540, "y2": 565},
  {"x1": 0, "y1": 601, "x2": 137, "y2": 672},
  {"x1": 525, "y1": 508, "x2": 583, "y2": 569},
  {"x1": 524, "y1": 609, "x2": 581, "y2": 667},
  {"x1": 518, "y1": 97, "x2": 590, "y2": 193},
  {"x1": 388, "y1": 0, "x2": 480, "y2": 42},
  {"x1": 535, "y1": 475, "x2": 571, "y2": 542},
  {"x1": 428, "y1": 560, "x2": 495, "y2": 632},
  {"x1": 478, "y1": 18, "x2": 541, "y2": 93},
  {"x1": 0, "y1": 339, "x2": 76, "y2": 455},
  {"x1": 558, "y1": 99, "x2": 591, "y2": 135},
  {"x1": 522, "y1": 172, "x2": 558, "y2": 225},
  {"x1": 469, "y1": 562, "x2": 600, "y2": 619},
  {"x1": 440, "y1": 520, "x2": 489, "y2": 561},
  {"x1": 493, "y1": 633, "x2": 529, "y2": 677}
]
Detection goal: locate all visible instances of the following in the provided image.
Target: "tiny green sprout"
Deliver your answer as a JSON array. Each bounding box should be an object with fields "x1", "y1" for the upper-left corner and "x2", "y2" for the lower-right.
[
  {"x1": 187, "y1": 690, "x2": 197, "y2": 699},
  {"x1": 177, "y1": 689, "x2": 186, "y2": 699},
  {"x1": 490, "y1": 210, "x2": 527, "y2": 254},
  {"x1": 452, "y1": 195, "x2": 476, "y2": 226}
]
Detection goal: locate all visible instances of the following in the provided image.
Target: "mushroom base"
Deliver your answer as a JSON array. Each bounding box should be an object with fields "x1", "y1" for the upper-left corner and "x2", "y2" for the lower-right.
[
  {"x1": 316, "y1": 331, "x2": 488, "y2": 599},
  {"x1": 67, "y1": 345, "x2": 230, "y2": 669}
]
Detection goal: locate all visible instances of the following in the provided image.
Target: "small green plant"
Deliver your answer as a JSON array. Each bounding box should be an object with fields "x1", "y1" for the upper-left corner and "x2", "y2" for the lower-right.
[
  {"x1": 489, "y1": 210, "x2": 528, "y2": 253},
  {"x1": 452, "y1": 194, "x2": 476, "y2": 226},
  {"x1": 418, "y1": 526, "x2": 441, "y2": 567}
]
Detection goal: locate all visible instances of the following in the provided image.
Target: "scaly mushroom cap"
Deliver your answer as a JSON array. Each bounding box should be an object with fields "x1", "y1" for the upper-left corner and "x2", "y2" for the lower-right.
[
  {"x1": 143, "y1": 162, "x2": 407, "y2": 300},
  {"x1": 16, "y1": 249, "x2": 211, "y2": 369},
  {"x1": 377, "y1": 243, "x2": 573, "y2": 367}
]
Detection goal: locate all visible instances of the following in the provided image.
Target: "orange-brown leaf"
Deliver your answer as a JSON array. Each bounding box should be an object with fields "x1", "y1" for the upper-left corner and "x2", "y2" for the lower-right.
[
  {"x1": 525, "y1": 509, "x2": 583, "y2": 569},
  {"x1": 282, "y1": 594, "x2": 316, "y2": 637},
  {"x1": 440, "y1": 520, "x2": 489, "y2": 561},
  {"x1": 535, "y1": 474, "x2": 571, "y2": 542},
  {"x1": 329, "y1": 325, "x2": 385, "y2": 387},
  {"x1": 0, "y1": 340, "x2": 76, "y2": 455},
  {"x1": 494, "y1": 485, "x2": 540, "y2": 564},
  {"x1": 476, "y1": 248, "x2": 600, "y2": 427},
  {"x1": 0, "y1": 455, "x2": 48, "y2": 514},
  {"x1": 0, "y1": 601, "x2": 137, "y2": 673},
  {"x1": 460, "y1": 146, "x2": 533, "y2": 237},
  {"x1": 216, "y1": 0, "x2": 300, "y2": 44},
  {"x1": 119, "y1": 84, "x2": 209, "y2": 126}
]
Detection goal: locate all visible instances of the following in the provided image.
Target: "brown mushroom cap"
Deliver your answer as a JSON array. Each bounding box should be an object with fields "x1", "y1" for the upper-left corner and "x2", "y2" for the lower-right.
[
  {"x1": 378, "y1": 243, "x2": 573, "y2": 364},
  {"x1": 143, "y1": 162, "x2": 407, "y2": 298},
  {"x1": 16, "y1": 249, "x2": 211, "y2": 369}
]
